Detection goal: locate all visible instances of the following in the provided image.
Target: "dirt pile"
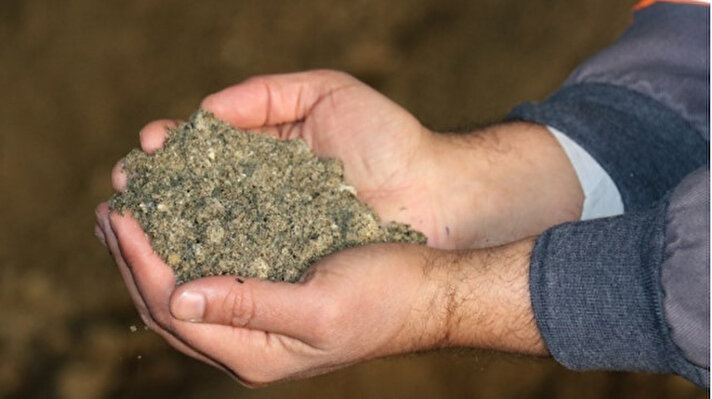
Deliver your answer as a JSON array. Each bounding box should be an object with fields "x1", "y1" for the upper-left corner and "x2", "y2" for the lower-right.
[{"x1": 110, "y1": 110, "x2": 425, "y2": 282}]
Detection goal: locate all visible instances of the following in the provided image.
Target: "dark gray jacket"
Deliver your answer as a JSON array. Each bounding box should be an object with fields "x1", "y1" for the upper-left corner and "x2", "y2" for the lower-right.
[{"x1": 508, "y1": 2, "x2": 710, "y2": 387}]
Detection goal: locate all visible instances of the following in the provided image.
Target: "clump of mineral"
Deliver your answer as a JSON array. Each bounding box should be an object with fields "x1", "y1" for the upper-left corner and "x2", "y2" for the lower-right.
[{"x1": 110, "y1": 110, "x2": 426, "y2": 283}]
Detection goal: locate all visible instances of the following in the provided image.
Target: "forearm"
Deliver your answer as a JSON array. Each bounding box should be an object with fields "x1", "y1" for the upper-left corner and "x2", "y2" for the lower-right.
[
  {"x1": 412, "y1": 239, "x2": 548, "y2": 356},
  {"x1": 426, "y1": 122, "x2": 583, "y2": 249}
]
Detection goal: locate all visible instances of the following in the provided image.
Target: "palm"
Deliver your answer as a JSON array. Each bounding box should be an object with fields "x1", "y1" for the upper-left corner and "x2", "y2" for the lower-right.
[{"x1": 292, "y1": 82, "x2": 446, "y2": 247}]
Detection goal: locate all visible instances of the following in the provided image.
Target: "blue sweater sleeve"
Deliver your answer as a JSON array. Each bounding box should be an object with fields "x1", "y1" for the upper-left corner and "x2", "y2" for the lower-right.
[{"x1": 529, "y1": 169, "x2": 709, "y2": 387}]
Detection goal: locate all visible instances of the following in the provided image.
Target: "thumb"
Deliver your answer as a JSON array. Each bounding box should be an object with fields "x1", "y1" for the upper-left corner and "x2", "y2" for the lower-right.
[
  {"x1": 200, "y1": 70, "x2": 357, "y2": 129},
  {"x1": 169, "y1": 275, "x2": 324, "y2": 341}
]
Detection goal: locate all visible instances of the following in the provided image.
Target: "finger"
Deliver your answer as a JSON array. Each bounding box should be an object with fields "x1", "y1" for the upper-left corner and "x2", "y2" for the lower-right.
[
  {"x1": 106, "y1": 210, "x2": 326, "y2": 382},
  {"x1": 98, "y1": 204, "x2": 226, "y2": 368},
  {"x1": 139, "y1": 119, "x2": 180, "y2": 154},
  {"x1": 111, "y1": 159, "x2": 127, "y2": 193},
  {"x1": 170, "y1": 321, "x2": 312, "y2": 386},
  {"x1": 94, "y1": 221, "x2": 106, "y2": 247},
  {"x1": 96, "y1": 203, "x2": 153, "y2": 319},
  {"x1": 200, "y1": 69, "x2": 357, "y2": 129},
  {"x1": 169, "y1": 275, "x2": 323, "y2": 342},
  {"x1": 108, "y1": 211, "x2": 178, "y2": 327}
]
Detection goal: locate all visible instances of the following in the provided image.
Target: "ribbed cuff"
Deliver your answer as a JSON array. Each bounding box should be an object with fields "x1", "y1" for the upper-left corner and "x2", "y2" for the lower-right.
[{"x1": 530, "y1": 203, "x2": 708, "y2": 387}]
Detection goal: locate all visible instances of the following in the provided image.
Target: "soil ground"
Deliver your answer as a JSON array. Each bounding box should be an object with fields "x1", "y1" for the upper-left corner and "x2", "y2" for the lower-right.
[{"x1": 0, "y1": 1, "x2": 705, "y2": 398}]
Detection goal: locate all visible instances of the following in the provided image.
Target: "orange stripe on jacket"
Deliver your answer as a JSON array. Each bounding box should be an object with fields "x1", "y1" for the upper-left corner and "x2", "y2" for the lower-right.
[{"x1": 634, "y1": 0, "x2": 710, "y2": 11}]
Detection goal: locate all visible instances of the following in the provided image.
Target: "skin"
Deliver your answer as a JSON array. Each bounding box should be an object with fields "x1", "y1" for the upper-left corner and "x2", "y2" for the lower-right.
[{"x1": 95, "y1": 70, "x2": 583, "y2": 387}]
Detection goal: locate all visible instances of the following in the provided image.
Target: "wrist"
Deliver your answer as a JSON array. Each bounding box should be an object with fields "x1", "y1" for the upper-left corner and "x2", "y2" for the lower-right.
[
  {"x1": 422, "y1": 239, "x2": 548, "y2": 356},
  {"x1": 425, "y1": 122, "x2": 583, "y2": 248}
]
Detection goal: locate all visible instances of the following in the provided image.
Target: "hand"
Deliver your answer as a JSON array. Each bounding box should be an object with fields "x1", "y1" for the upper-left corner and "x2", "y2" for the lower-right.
[
  {"x1": 199, "y1": 70, "x2": 458, "y2": 247},
  {"x1": 95, "y1": 205, "x2": 545, "y2": 386},
  {"x1": 118, "y1": 70, "x2": 457, "y2": 248},
  {"x1": 96, "y1": 206, "x2": 445, "y2": 385},
  {"x1": 111, "y1": 70, "x2": 582, "y2": 249},
  {"x1": 196, "y1": 70, "x2": 581, "y2": 248}
]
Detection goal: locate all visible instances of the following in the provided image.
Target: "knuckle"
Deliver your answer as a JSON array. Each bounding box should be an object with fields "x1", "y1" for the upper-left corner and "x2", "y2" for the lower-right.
[
  {"x1": 222, "y1": 282, "x2": 255, "y2": 327},
  {"x1": 139, "y1": 120, "x2": 171, "y2": 142}
]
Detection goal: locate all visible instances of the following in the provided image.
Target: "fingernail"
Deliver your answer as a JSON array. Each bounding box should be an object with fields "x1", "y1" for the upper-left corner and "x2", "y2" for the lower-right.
[{"x1": 172, "y1": 291, "x2": 206, "y2": 322}]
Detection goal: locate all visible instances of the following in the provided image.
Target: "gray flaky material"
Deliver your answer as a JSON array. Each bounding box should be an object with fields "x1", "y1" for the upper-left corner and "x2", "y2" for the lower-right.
[{"x1": 110, "y1": 110, "x2": 425, "y2": 283}]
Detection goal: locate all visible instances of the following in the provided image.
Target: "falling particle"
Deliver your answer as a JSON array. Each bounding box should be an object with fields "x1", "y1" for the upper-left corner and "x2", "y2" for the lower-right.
[
  {"x1": 129, "y1": 325, "x2": 137, "y2": 333},
  {"x1": 137, "y1": 355, "x2": 142, "y2": 360}
]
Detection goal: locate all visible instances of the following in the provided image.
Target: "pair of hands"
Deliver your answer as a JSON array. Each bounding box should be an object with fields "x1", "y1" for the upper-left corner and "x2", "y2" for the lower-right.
[
  {"x1": 95, "y1": 70, "x2": 577, "y2": 386},
  {"x1": 95, "y1": 70, "x2": 462, "y2": 385}
]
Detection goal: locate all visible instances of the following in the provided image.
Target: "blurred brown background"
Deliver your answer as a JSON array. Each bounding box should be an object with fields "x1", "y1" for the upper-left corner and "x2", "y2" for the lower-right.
[{"x1": 0, "y1": 1, "x2": 705, "y2": 398}]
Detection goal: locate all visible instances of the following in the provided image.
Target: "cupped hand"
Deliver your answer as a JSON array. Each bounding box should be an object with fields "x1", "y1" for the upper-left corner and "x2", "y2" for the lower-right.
[
  {"x1": 96, "y1": 204, "x2": 447, "y2": 386},
  {"x1": 120, "y1": 70, "x2": 460, "y2": 248}
]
